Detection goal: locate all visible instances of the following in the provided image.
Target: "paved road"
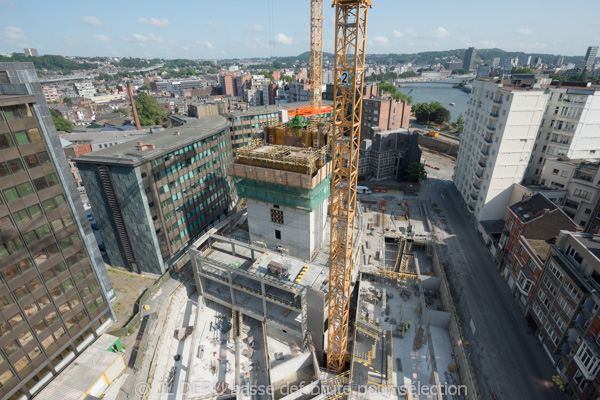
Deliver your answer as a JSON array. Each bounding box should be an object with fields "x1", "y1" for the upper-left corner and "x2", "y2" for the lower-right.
[{"x1": 420, "y1": 178, "x2": 565, "y2": 400}]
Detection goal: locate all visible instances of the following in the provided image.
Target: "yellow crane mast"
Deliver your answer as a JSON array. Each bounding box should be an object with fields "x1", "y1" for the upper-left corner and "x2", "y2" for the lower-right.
[
  {"x1": 309, "y1": 0, "x2": 324, "y2": 108},
  {"x1": 327, "y1": 0, "x2": 371, "y2": 372}
]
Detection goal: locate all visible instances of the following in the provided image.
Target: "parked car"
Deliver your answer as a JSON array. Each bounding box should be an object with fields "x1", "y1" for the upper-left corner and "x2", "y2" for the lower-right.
[
  {"x1": 98, "y1": 244, "x2": 106, "y2": 252},
  {"x1": 91, "y1": 223, "x2": 100, "y2": 230},
  {"x1": 405, "y1": 190, "x2": 418, "y2": 196},
  {"x1": 87, "y1": 212, "x2": 94, "y2": 221}
]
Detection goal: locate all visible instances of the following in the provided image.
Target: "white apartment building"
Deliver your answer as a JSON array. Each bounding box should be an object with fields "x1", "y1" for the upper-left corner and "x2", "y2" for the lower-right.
[
  {"x1": 538, "y1": 158, "x2": 600, "y2": 228},
  {"x1": 526, "y1": 84, "x2": 600, "y2": 184},
  {"x1": 454, "y1": 78, "x2": 548, "y2": 222},
  {"x1": 74, "y1": 81, "x2": 96, "y2": 98}
]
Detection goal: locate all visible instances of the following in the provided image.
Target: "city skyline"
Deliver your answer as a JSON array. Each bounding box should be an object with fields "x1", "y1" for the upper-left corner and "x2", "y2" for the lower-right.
[{"x1": 1, "y1": 0, "x2": 599, "y2": 59}]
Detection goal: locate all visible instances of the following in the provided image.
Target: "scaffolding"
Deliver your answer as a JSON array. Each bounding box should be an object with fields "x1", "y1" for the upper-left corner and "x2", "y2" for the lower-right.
[
  {"x1": 235, "y1": 140, "x2": 329, "y2": 176},
  {"x1": 265, "y1": 120, "x2": 331, "y2": 149}
]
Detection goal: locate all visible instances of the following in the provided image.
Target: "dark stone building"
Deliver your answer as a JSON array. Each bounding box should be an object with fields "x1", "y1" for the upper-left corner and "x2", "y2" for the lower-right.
[{"x1": 0, "y1": 63, "x2": 114, "y2": 399}]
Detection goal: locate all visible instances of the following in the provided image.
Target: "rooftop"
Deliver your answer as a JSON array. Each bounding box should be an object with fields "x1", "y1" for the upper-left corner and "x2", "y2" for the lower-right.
[
  {"x1": 509, "y1": 193, "x2": 558, "y2": 223},
  {"x1": 526, "y1": 239, "x2": 553, "y2": 262},
  {"x1": 75, "y1": 115, "x2": 229, "y2": 167}
]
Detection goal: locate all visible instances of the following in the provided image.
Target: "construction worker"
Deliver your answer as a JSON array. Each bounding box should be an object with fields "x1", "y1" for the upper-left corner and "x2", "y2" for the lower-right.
[{"x1": 408, "y1": 321, "x2": 411, "y2": 329}]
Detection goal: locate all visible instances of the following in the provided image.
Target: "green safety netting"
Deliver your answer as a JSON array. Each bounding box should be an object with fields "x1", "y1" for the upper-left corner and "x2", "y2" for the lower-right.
[{"x1": 234, "y1": 176, "x2": 331, "y2": 211}]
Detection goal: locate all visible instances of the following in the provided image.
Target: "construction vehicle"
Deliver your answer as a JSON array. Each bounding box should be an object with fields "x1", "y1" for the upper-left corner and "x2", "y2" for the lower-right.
[{"x1": 327, "y1": 0, "x2": 371, "y2": 372}]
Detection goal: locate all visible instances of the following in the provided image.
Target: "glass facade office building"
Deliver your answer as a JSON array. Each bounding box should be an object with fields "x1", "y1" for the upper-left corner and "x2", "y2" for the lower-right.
[
  {"x1": 76, "y1": 115, "x2": 236, "y2": 275},
  {"x1": 0, "y1": 63, "x2": 114, "y2": 399}
]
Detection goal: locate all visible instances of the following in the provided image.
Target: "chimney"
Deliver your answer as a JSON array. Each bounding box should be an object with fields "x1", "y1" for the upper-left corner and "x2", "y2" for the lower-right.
[{"x1": 127, "y1": 82, "x2": 142, "y2": 131}]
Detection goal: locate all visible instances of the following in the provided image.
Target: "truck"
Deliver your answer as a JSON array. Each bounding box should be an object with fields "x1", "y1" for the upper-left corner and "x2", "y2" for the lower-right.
[{"x1": 356, "y1": 186, "x2": 371, "y2": 194}]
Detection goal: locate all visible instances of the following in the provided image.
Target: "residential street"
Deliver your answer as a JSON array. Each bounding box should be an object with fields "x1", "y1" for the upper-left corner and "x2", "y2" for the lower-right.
[{"x1": 419, "y1": 173, "x2": 566, "y2": 400}]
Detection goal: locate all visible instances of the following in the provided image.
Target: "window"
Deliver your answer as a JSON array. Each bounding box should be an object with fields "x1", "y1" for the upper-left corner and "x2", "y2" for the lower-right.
[
  {"x1": 549, "y1": 262, "x2": 564, "y2": 281},
  {"x1": 0, "y1": 133, "x2": 14, "y2": 149},
  {"x1": 563, "y1": 280, "x2": 582, "y2": 302},
  {"x1": 275, "y1": 229, "x2": 281, "y2": 240},
  {"x1": 575, "y1": 342, "x2": 600, "y2": 377},
  {"x1": 270, "y1": 208, "x2": 284, "y2": 224}
]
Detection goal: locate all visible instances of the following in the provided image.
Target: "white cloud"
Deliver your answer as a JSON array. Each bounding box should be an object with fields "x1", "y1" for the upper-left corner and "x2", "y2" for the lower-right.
[
  {"x1": 0, "y1": 0, "x2": 16, "y2": 6},
  {"x1": 196, "y1": 41, "x2": 214, "y2": 49},
  {"x1": 517, "y1": 28, "x2": 536, "y2": 36},
  {"x1": 80, "y1": 16, "x2": 103, "y2": 28},
  {"x1": 247, "y1": 24, "x2": 265, "y2": 32},
  {"x1": 372, "y1": 36, "x2": 390, "y2": 46},
  {"x1": 273, "y1": 33, "x2": 293, "y2": 45},
  {"x1": 1, "y1": 26, "x2": 25, "y2": 43},
  {"x1": 393, "y1": 30, "x2": 403, "y2": 38},
  {"x1": 427, "y1": 27, "x2": 450, "y2": 38},
  {"x1": 181, "y1": 46, "x2": 190, "y2": 51},
  {"x1": 93, "y1": 34, "x2": 111, "y2": 42},
  {"x1": 137, "y1": 17, "x2": 170, "y2": 28},
  {"x1": 207, "y1": 21, "x2": 221, "y2": 29},
  {"x1": 131, "y1": 33, "x2": 168, "y2": 44}
]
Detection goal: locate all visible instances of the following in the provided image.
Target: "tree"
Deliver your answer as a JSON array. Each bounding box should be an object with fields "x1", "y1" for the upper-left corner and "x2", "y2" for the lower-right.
[
  {"x1": 405, "y1": 162, "x2": 427, "y2": 182},
  {"x1": 63, "y1": 97, "x2": 72, "y2": 104},
  {"x1": 138, "y1": 84, "x2": 151, "y2": 91},
  {"x1": 174, "y1": 106, "x2": 179, "y2": 114},
  {"x1": 456, "y1": 113, "x2": 464, "y2": 126},
  {"x1": 112, "y1": 108, "x2": 126, "y2": 114},
  {"x1": 206, "y1": 68, "x2": 218, "y2": 74},
  {"x1": 105, "y1": 84, "x2": 110, "y2": 91},
  {"x1": 433, "y1": 107, "x2": 450, "y2": 124},
  {"x1": 50, "y1": 109, "x2": 72, "y2": 132},
  {"x1": 515, "y1": 67, "x2": 534, "y2": 74},
  {"x1": 451, "y1": 68, "x2": 470, "y2": 75},
  {"x1": 281, "y1": 75, "x2": 295, "y2": 83},
  {"x1": 135, "y1": 93, "x2": 167, "y2": 126},
  {"x1": 413, "y1": 101, "x2": 443, "y2": 122}
]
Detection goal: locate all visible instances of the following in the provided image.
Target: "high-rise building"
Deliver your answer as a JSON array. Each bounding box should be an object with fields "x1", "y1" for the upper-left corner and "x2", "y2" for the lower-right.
[
  {"x1": 463, "y1": 47, "x2": 476, "y2": 70},
  {"x1": 453, "y1": 77, "x2": 549, "y2": 222},
  {"x1": 585, "y1": 46, "x2": 599, "y2": 71},
  {"x1": 524, "y1": 55, "x2": 532, "y2": 66},
  {"x1": 526, "y1": 83, "x2": 600, "y2": 185},
  {"x1": 361, "y1": 92, "x2": 411, "y2": 139},
  {"x1": 0, "y1": 63, "x2": 114, "y2": 399},
  {"x1": 76, "y1": 116, "x2": 237, "y2": 274},
  {"x1": 555, "y1": 55, "x2": 565, "y2": 67},
  {"x1": 219, "y1": 73, "x2": 237, "y2": 97},
  {"x1": 22, "y1": 48, "x2": 38, "y2": 57},
  {"x1": 492, "y1": 57, "x2": 501, "y2": 69}
]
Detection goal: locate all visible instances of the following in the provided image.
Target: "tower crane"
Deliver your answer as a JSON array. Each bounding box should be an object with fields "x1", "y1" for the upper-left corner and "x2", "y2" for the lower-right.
[
  {"x1": 309, "y1": 0, "x2": 324, "y2": 108},
  {"x1": 327, "y1": 0, "x2": 371, "y2": 372}
]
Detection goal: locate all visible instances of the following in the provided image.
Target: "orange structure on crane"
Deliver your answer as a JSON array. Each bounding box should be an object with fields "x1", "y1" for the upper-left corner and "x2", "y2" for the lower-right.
[{"x1": 327, "y1": 0, "x2": 371, "y2": 372}]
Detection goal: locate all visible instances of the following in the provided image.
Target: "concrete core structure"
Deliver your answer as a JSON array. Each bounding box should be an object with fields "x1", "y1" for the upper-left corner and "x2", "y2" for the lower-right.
[{"x1": 228, "y1": 140, "x2": 331, "y2": 261}]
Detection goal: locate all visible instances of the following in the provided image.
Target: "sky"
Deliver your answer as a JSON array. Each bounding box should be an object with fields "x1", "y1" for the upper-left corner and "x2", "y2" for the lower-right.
[{"x1": 1, "y1": 0, "x2": 599, "y2": 60}]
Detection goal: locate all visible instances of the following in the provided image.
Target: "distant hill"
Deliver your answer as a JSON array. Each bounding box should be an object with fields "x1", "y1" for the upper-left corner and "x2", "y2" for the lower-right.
[
  {"x1": 366, "y1": 48, "x2": 581, "y2": 65},
  {"x1": 0, "y1": 53, "x2": 98, "y2": 72}
]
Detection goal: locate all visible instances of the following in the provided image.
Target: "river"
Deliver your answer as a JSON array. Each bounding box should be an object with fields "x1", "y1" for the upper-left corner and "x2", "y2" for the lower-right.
[{"x1": 397, "y1": 80, "x2": 471, "y2": 123}]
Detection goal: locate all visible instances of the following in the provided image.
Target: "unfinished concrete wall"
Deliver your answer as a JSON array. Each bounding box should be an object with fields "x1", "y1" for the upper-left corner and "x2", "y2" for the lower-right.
[
  {"x1": 247, "y1": 198, "x2": 323, "y2": 260},
  {"x1": 426, "y1": 310, "x2": 451, "y2": 328},
  {"x1": 420, "y1": 276, "x2": 442, "y2": 291},
  {"x1": 418, "y1": 134, "x2": 459, "y2": 158},
  {"x1": 432, "y1": 246, "x2": 480, "y2": 400},
  {"x1": 270, "y1": 352, "x2": 313, "y2": 383}
]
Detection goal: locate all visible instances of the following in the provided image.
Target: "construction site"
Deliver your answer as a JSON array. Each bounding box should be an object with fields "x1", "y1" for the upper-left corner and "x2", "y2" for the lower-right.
[{"x1": 134, "y1": 1, "x2": 475, "y2": 399}]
